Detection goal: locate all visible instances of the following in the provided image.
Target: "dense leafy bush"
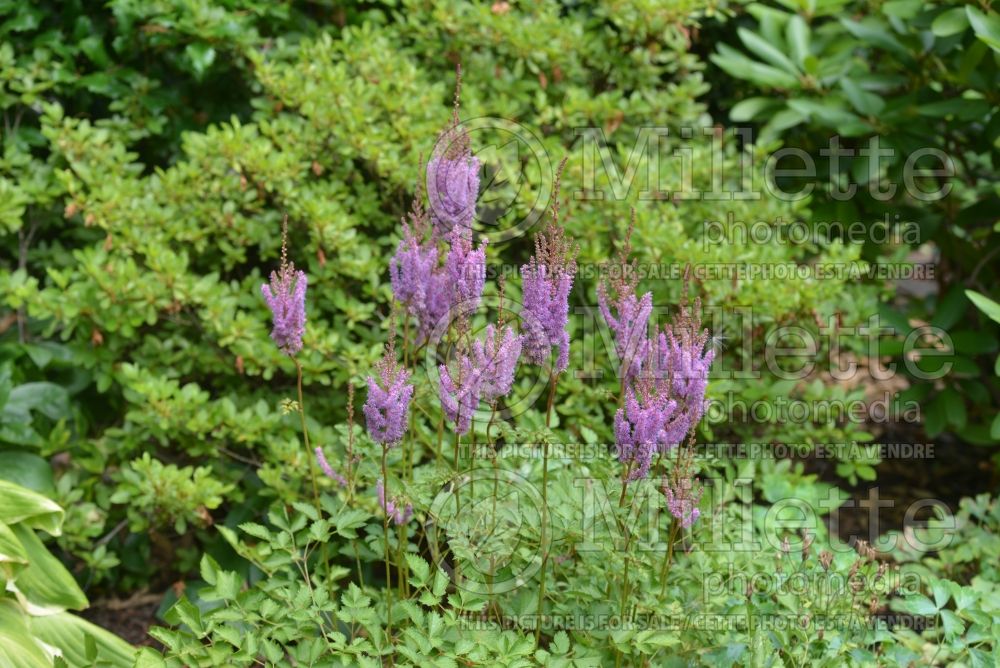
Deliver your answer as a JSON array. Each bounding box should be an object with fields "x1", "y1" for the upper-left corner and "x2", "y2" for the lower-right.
[{"x1": 712, "y1": 0, "x2": 1000, "y2": 453}]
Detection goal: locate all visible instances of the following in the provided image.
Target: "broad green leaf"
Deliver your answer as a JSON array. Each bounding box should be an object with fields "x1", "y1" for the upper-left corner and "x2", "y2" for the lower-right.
[
  {"x1": 893, "y1": 594, "x2": 938, "y2": 616},
  {"x1": 730, "y1": 97, "x2": 776, "y2": 122},
  {"x1": 0, "y1": 452, "x2": 55, "y2": 496},
  {"x1": 0, "y1": 479, "x2": 64, "y2": 536},
  {"x1": 841, "y1": 18, "x2": 909, "y2": 56},
  {"x1": 185, "y1": 43, "x2": 217, "y2": 80},
  {"x1": 966, "y1": 6, "x2": 1000, "y2": 52},
  {"x1": 785, "y1": 16, "x2": 810, "y2": 67},
  {"x1": 966, "y1": 290, "x2": 1000, "y2": 325},
  {"x1": 711, "y1": 45, "x2": 800, "y2": 89},
  {"x1": 737, "y1": 27, "x2": 799, "y2": 74},
  {"x1": 29, "y1": 612, "x2": 135, "y2": 667},
  {"x1": 0, "y1": 520, "x2": 28, "y2": 580},
  {"x1": 923, "y1": 395, "x2": 946, "y2": 439},
  {"x1": 932, "y1": 286, "x2": 969, "y2": 330},
  {"x1": 3, "y1": 382, "x2": 71, "y2": 422},
  {"x1": 841, "y1": 79, "x2": 884, "y2": 116},
  {"x1": 7, "y1": 524, "x2": 88, "y2": 614},
  {"x1": 882, "y1": 0, "x2": 921, "y2": 19},
  {"x1": 932, "y1": 7, "x2": 969, "y2": 37},
  {"x1": 0, "y1": 600, "x2": 51, "y2": 668}
]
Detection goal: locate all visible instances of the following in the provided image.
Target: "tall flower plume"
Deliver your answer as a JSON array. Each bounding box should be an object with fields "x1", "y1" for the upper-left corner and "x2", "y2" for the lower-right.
[
  {"x1": 363, "y1": 333, "x2": 414, "y2": 447},
  {"x1": 444, "y1": 228, "x2": 488, "y2": 311},
  {"x1": 601, "y1": 213, "x2": 715, "y2": 482},
  {"x1": 439, "y1": 303, "x2": 523, "y2": 434},
  {"x1": 427, "y1": 65, "x2": 480, "y2": 238},
  {"x1": 472, "y1": 323, "x2": 523, "y2": 403},
  {"x1": 520, "y1": 158, "x2": 577, "y2": 373},
  {"x1": 439, "y1": 341, "x2": 485, "y2": 435},
  {"x1": 597, "y1": 211, "x2": 651, "y2": 382},
  {"x1": 645, "y1": 282, "x2": 715, "y2": 453},
  {"x1": 390, "y1": 177, "x2": 453, "y2": 341},
  {"x1": 260, "y1": 218, "x2": 307, "y2": 356},
  {"x1": 614, "y1": 383, "x2": 677, "y2": 481}
]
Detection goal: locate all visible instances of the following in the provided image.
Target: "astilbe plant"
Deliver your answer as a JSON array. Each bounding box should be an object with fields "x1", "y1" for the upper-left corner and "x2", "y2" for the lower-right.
[
  {"x1": 599, "y1": 219, "x2": 715, "y2": 484},
  {"x1": 426, "y1": 66, "x2": 479, "y2": 238},
  {"x1": 376, "y1": 478, "x2": 414, "y2": 526},
  {"x1": 389, "y1": 184, "x2": 452, "y2": 342},
  {"x1": 259, "y1": 218, "x2": 321, "y2": 502},
  {"x1": 520, "y1": 158, "x2": 577, "y2": 376},
  {"x1": 390, "y1": 76, "x2": 486, "y2": 343},
  {"x1": 260, "y1": 219, "x2": 307, "y2": 357},
  {"x1": 438, "y1": 333, "x2": 484, "y2": 435},
  {"x1": 363, "y1": 338, "x2": 414, "y2": 447},
  {"x1": 597, "y1": 211, "x2": 652, "y2": 383},
  {"x1": 614, "y1": 381, "x2": 678, "y2": 482}
]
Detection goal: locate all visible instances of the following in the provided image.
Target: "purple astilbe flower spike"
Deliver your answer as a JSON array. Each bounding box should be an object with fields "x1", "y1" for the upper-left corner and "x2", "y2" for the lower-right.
[
  {"x1": 520, "y1": 159, "x2": 577, "y2": 373},
  {"x1": 597, "y1": 210, "x2": 656, "y2": 382},
  {"x1": 390, "y1": 174, "x2": 453, "y2": 342},
  {"x1": 427, "y1": 153, "x2": 480, "y2": 237},
  {"x1": 427, "y1": 66, "x2": 480, "y2": 238},
  {"x1": 438, "y1": 354, "x2": 484, "y2": 435},
  {"x1": 646, "y1": 283, "x2": 715, "y2": 453},
  {"x1": 471, "y1": 323, "x2": 523, "y2": 403},
  {"x1": 363, "y1": 338, "x2": 414, "y2": 447},
  {"x1": 615, "y1": 384, "x2": 677, "y2": 481},
  {"x1": 315, "y1": 446, "x2": 348, "y2": 487},
  {"x1": 260, "y1": 219, "x2": 307, "y2": 356},
  {"x1": 444, "y1": 228, "x2": 488, "y2": 310},
  {"x1": 598, "y1": 286, "x2": 653, "y2": 382},
  {"x1": 377, "y1": 478, "x2": 413, "y2": 526}
]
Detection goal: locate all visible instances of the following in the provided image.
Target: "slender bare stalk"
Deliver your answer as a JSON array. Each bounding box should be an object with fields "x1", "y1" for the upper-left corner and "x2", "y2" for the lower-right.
[
  {"x1": 535, "y1": 369, "x2": 558, "y2": 646},
  {"x1": 381, "y1": 445, "x2": 394, "y2": 646},
  {"x1": 294, "y1": 359, "x2": 320, "y2": 508}
]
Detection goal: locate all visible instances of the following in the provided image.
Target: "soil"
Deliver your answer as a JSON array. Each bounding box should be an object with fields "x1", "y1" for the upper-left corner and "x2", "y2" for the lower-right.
[
  {"x1": 80, "y1": 591, "x2": 164, "y2": 648},
  {"x1": 808, "y1": 419, "x2": 997, "y2": 547}
]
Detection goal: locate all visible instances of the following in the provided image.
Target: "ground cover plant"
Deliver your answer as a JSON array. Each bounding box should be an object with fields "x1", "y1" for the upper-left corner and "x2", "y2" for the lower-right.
[{"x1": 0, "y1": 1, "x2": 998, "y2": 666}]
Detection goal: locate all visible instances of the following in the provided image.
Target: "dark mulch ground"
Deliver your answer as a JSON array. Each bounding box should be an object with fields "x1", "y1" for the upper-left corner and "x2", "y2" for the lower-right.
[
  {"x1": 810, "y1": 420, "x2": 997, "y2": 545},
  {"x1": 81, "y1": 592, "x2": 164, "y2": 648}
]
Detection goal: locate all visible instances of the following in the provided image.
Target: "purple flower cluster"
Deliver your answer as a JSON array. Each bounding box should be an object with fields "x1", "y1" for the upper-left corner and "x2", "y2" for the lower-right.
[
  {"x1": 427, "y1": 67, "x2": 480, "y2": 238},
  {"x1": 597, "y1": 287, "x2": 653, "y2": 382},
  {"x1": 438, "y1": 354, "x2": 483, "y2": 435},
  {"x1": 261, "y1": 261, "x2": 307, "y2": 357},
  {"x1": 389, "y1": 105, "x2": 486, "y2": 343},
  {"x1": 439, "y1": 323, "x2": 523, "y2": 434},
  {"x1": 427, "y1": 151, "x2": 479, "y2": 236},
  {"x1": 389, "y1": 219, "x2": 453, "y2": 341},
  {"x1": 614, "y1": 387, "x2": 677, "y2": 481},
  {"x1": 363, "y1": 352, "x2": 414, "y2": 447},
  {"x1": 444, "y1": 230, "x2": 488, "y2": 311},
  {"x1": 599, "y1": 221, "x2": 714, "y2": 484},
  {"x1": 377, "y1": 478, "x2": 413, "y2": 526},
  {"x1": 520, "y1": 160, "x2": 577, "y2": 374},
  {"x1": 647, "y1": 326, "x2": 715, "y2": 444},
  {"x1": 315, "y1": 446, "x2": 348, "y2": 487},
  {"x1": 663, "y1": 446, "x2": 704, "y2": 528},
  {"x1": 664, "y1": 479, "x2": 703, "y2": 528}
]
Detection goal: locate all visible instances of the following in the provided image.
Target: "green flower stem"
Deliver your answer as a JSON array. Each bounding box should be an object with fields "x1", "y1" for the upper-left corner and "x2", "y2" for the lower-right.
[
  {"x1": 535, "y1": 369, "x2": 557, "y2": 647},
  {"x1": 382, "y1": 445, "x2": 394, "y2": 646}
]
